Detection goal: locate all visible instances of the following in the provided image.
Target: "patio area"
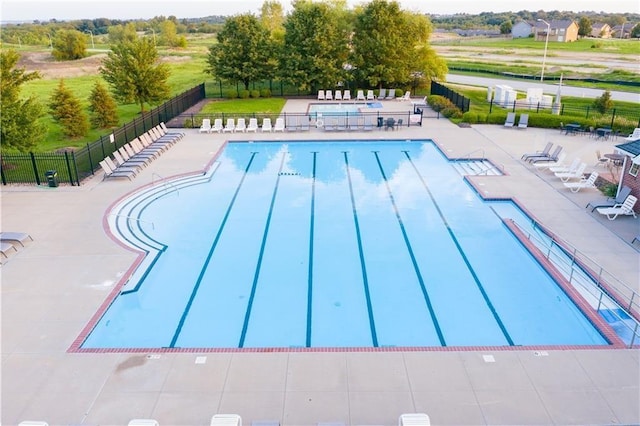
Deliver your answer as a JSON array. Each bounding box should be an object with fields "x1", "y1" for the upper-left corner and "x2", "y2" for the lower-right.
[{"x1": 2, "y1": 100, "x2": 639, "y2": 425}]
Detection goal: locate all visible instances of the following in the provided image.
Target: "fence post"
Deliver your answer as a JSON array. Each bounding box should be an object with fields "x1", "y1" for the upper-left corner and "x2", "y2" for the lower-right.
[
  {"x1": 610, "y1": 109, "x2": 616, "y2": 129},
  {"x1": 64, "y1": 151, "x2": 74, "y2": 186},
  {"x1": 29, "y1": 152, "x2": 41, "y2": 185}
]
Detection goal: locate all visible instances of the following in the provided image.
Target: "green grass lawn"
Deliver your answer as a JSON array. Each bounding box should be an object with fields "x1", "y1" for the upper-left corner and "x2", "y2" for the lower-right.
[
  {"x1": 434, "y1": 37, "x2": 640, "y2": 55},
  {"x1": 200, "y1": 98, "x2": 286, "y2": 114}
]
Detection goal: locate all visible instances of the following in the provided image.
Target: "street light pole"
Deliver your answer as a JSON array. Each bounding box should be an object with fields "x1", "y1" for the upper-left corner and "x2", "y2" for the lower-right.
[
  {"x1": 538, "y1": 19, "x2": 550, "y2": 82},
  {"x1": 85, "y1": 30, "x2": 95, "y2": 49}
]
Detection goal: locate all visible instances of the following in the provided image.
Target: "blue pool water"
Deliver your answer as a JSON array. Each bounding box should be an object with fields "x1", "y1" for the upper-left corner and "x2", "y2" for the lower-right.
[{"x1": 83, "y1": 140, "x2": 608, "y2": 349}]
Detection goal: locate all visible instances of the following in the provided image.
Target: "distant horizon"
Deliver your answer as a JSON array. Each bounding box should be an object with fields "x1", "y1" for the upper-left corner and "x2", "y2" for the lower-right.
[{"x1": 1, "y1": 0, "x2": 638, "y2": 23}]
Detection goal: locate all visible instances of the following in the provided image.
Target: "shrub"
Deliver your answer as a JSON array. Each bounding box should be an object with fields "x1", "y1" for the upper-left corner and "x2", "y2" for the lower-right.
[
  {"x1": 250, "y1": 90, "x2": 261, "y2": 98},
  {"x1": 593, "y1": 90, "x2": 613, "y2": 114},
  {"x1": 427, "y1": 95, "x2": 451, "y2": 112},
  {"x1": 601, "y1": 183, "x2": 618, "y2": 198},
  {"x1": 260, "y1": 88, "x2": 271, "y2": 98},
  {"x1": 183, "y1": 118, "x2": 194, "y2": 128},
  {"x1": 225, "y1": 90, "x2": 238, "y2": 99},
  {"x1": 239, "y1": 90, "x2": 250, "y2": 99},
  {"x1": 442, "y1": 106, "x2": 463, "y2": 119}
]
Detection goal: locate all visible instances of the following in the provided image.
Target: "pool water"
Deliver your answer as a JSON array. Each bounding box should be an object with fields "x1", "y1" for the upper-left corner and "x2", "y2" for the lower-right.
[{"x1": 82, "y1": 140, "x2": 609, "y2": 349}]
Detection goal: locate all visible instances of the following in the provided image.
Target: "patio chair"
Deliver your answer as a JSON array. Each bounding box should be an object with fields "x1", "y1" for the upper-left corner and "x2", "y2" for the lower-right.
[
  {"x1": 595, "y1": 150, "x2": 609, "y2": 167},
  {"x1": 528, "y1": 146, "x2": 563, "y2": 164},
  {"x1": 211, "y1": 118, "x2": 224, "y2": 133},
  {"x1": 356, "y1": 90, "x2": 365, "y2": 101},
  {"x1": 386, "y1": 88, "x2": 396, "y2": 99},
  {"x1": 399, "y1": 413, "x2": 430, "y2": 425},
  {"x1": 366, "y1": 90, "x2": 375, "y2": 101},
  {"x1": 624, "y1": 128, "x2": 640, "y2": 141},
  {"x1": 396, "y1": 91, "x2": 411, "y2": 101},
  {"x1": 261, "y1": 118, "x2": 272, "y2": 132},
  {"x1": 384, "y1": 117, "x2": 397, "y2": 131},
  {"x1": 521, "y1": 142, "x2": 553, "y2": 161},
  {"x1": 159, "y1": 122, "x2": 185, "y2": 139},
  {"x1": 363, "y1": 115, "x2": 375, "y2": 131},
  {"x1": 563, "y1": 171, "x2": 598, "y2": 193},
  {"x1": 504, "y1": 112, "x2": 516, "y2": 127},
  {"x1": 112, "y1": 151, "x2": 145, "y2": 171},
  {"x1": 199, "y1": 118, "x2": 212, "y2": 133},
  {"x1": 210, "y1": 414, "x2": 242, "y2": 426},
  {"x1": 222, "y1": 118, "x2": 235, "y2": 133},
  {"x1": 549, "y1": 157, "x2": 581, "y2": 174},
  {"x1": 299, "y1": 115, "x2": 311, "y2": 131},
  {"x1": 236, "y1": 118, "x2": 247, "y2": 133},
  {"x1": 348, "y1": 116, "x2": 363, "y2": 131},
  {"x1": 0, "y1": 232, "x2": 33, "y2": 247},
  {"x1": 334, "y1": 90, "x2": 342, "y2": 101},
  {"x1": 554, "y1": 162, "x2": 587, "y2": 182},
  {"x1": 246, "y1": 118, "x2": 259, "y2": 132},
  {"x1": 517, "y1": 113, "x2": 529, "y2": 129},
  {"x1": 317, "y1": 90, "x2": 325, "y2": 101},
  {"x1": 285, "y1": 115, "x2": 299, "y2": 131},
  {"x1": 596, "y1": 195, "x2": 638, "y2": 220},
  {"x1": 533, "y1": 152, "x2": 567, "y2": 170},
  {"x1": 325, "y1": 90, "x2": 333, "y2": 101},
  {"x1": 99, "y1": 159, "x2": 135, "y2": 180},
  {"x1": 103, "y1": 156, "x2": 139, "y2": 175},
  {"x1": 378, "y1": 88, "x2": 387, "y2": 99},
  {"x1": 274, "y1": 117, "x2": 286, "y2": 132},
  {"x1": 586, "y1": 185, "x2": 632, "y2": 212},
  {"x1": 343, "y1": 90, "x2": 351, "y2": 101}
]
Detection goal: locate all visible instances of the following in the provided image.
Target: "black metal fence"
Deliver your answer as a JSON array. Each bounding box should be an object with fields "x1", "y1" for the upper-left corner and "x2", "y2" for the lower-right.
[
  {"x1": 430, "y1": 81, "x2": 471, "y2": 113},
  {"x1": 1, "y1": 84, "x2": 205, "y2": 186}
]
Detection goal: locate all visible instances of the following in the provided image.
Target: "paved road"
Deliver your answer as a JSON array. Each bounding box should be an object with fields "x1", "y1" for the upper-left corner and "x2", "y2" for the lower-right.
[{"x1": 446, "y1": 74, "x2": 640, "y2": 103}]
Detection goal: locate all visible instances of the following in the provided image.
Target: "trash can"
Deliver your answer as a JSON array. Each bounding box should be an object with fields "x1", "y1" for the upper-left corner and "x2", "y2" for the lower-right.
[
  {"x1": 45, "y1": 170, "x2": 58, "y2": 188},
  {"x1": 377, "y1": 117, "x2": 384, "y2": 128}
]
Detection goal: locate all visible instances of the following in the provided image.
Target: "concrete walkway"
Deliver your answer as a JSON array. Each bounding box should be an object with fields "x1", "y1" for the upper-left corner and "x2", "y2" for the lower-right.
[{"x1": 2, "y1": 100, "x2": 638, "y2": 425}]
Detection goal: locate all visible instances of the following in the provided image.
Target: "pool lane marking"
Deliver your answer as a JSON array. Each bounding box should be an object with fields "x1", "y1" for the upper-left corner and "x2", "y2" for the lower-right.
[
  {"x1": 343, "y1": 151, "x2": 379, "y2": 347},
  {"x1": 306, "y1": 152, "x2": 318, "y2": 347},
  {"x1": 372, "y1": 151, "x2": 446, "y2": 346},
  {"x1": 169, "y1": 152, "x2": 258, "y2": 348},
  {"x1": 238, "y1": 152, "x2": 287, "y2": 348},
  {"x1": 402, "y1": 150, "x2": 514, "y2": 346}
]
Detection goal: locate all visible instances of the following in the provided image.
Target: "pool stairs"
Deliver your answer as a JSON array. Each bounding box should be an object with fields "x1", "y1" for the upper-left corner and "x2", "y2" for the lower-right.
[{"x1": 452, "y1": 159, "x2": 502, "y2": 176}]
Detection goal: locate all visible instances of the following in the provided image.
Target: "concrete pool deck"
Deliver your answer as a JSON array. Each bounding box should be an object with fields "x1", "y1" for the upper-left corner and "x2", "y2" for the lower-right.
[{"x1": 2, "y1": 99, "x2": 639, "y2": 425}]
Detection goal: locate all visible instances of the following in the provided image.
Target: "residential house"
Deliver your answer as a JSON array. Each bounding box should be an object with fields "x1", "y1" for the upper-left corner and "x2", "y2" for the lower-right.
[
  {"x1": 612, "y1": 138, "x2": 640, "y2": 214},
  {"x1": 512, "y1": 21, "x2": 534, "y2": 38},
  {"x1": 534, "y1": 20, "x2": 579, "y2": 42},
  {"x1": 611, "y1": 23, "x2": 636, "y2": 38},
  {"x1": 591, "y1": 23, "x2": 612, "y2": 38}
]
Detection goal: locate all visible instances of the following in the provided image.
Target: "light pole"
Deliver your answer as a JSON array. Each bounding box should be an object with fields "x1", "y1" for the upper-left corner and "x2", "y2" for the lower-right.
[
  {"x1": 47, "y1": 33, "x2": 53, "y2": 49},
  {"x1": 85, "y1": 30, "x2": 94, "y2": 49},
  {"x1": 537, "y1": 19, "x2": 550, "y2": 82}
]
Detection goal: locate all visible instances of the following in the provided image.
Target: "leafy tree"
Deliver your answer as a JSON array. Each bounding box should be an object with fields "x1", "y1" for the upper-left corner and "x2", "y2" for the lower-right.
[
  {"x1": 88, "y1": 81, "x2": 119, "y2": 128},
  {"x1": 0, "y1": 50, "x2": 47, "y2": 152},
  {"x1": 279, "y1": 0, "x2": 350, "y2": 92},
  {"x1": 578, "y1": 16, "x2": 592, "y2": 37},
  {"x1": 159, "y1": 20, "x2": 187, "y2": 47},
  {"x1": 500, "y1": 20, "x2": 512, "y2": 34},
  {"x1": 593, "y1": 90, "x2": 613, "y2": 114},
  {"x1": 108, "y1": 23, "x2": 138, "y2": 45},
  {"x1": 260, "y1": 0, "x2": 285, "y2": 40},
  {"x1": 207, "y1": 14, "x2": 275, "y2": 91},
  {"x1": 631, "y1": 23, "x2": 640, "y2": 39},
  {"x1": 49, "y1": 79, "x2": 89, "y2": 138},
  {"x1": 52, "y1": 29, "x2": 87, "y2": 60},
  {"x1": 100, "y1": 37, "x2": 171, "y2": 112},
  {"x1": 351, "y1": 0, "x2": 446, "y2": 88}
]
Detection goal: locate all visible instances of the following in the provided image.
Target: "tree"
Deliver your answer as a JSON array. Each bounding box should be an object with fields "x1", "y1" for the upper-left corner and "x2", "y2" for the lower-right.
[
  {"x1": 49, "y1": 79, "x2": 89, "y2": 138},
  {"x1": 578, "y1": 16, "x2": 592, "y2": 37},
  {"x1": 0, "y1": 50, "x2": 47, "y2": 152},
  {"x1": 207, "y1": 14, "x2": 275, "y2": 91},
  {"x1": 593, "y1": 90, "x2": 613, "y2": 114},
  {"x1": 100, "y1": 37, "x2": 171, "y2": 112},
  {"x1": 52, "y1": 29, "x2": 87, "y2": 60},
  {"x1": 159, "y1": 20, "x2": 187, "y2": 47},
  {"x1": 500, "y1": 20, "x2": 512, "y2": 34},
  {"x1": 260, "y1": 0, "x2": 285, "y2": 40},
  {"x1": 88, "y1": 81, "x2": 119, "y2": 128},
  {"x1": 108, "y1": 23, "x2": 138, "y2": 45},
  {"x1": 279, "y1": 0, "x2": 350, "y2": 92},
  {"x1": 350, "y1": 0, "x2": 447, "y2": 89},
  {"x1": 631, "y1": 23, "x2": 640, "y2": 39}
]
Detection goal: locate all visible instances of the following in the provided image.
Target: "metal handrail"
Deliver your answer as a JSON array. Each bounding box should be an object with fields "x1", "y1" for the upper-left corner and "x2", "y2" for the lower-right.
[
  {"x1": 108, "y1": 213, "x2": 155, "y2": 231},
  {"x1": 511, "y1": 219, "x2": 639, "y2": 347},
  {"x1": 152, "y1": 173, "x2": 179, "y2": 197},
  {"x1": 460, "y1": 148, "x2": 485, "y2": 160}
]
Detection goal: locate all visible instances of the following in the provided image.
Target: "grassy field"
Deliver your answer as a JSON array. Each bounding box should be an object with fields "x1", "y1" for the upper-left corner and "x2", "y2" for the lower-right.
[{"x1": 433, "y1": 37, "x2": 640, "y2": 55}]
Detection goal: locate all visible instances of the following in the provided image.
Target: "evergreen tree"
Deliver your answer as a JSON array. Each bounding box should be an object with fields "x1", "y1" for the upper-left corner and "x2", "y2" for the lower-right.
[
  {"x1": 0, "y1": 49, "x2": 47, "y2": 152},
  {"x1": 49, "y1": 79, "x2": 89, "y2": 138},
  {"x1": 88, "y1": 81, "x2": 119, "y2": 129}
]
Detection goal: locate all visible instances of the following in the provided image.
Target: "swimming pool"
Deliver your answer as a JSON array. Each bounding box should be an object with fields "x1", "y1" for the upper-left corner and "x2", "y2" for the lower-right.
[{"x1": 81, "y1": 140, "x2": 610, "y2": 350}]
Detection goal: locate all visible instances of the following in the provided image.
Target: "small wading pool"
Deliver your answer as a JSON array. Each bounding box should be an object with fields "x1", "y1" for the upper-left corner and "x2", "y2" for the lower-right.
[{"x1": 80, "y1": 140, "x2": 611, "y2": 350}]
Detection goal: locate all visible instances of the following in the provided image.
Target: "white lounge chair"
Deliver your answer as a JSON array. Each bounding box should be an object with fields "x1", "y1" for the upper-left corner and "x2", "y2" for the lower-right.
[
  {"x1": 587, "y1": 185, "x2": 632, "y2": 212},
  {"x1": 325, "y1": 90, "x2": 333, "y2": 101},
  {"x1": 596, "y1": 195, "x2": 637, "y2": 220},
  {"x1": 396, "y1": 90, "x2": 411, "y2": 101},
  {"x1": 554, "y1": 162, "x2": 587, "y2": 182},
  {"x1": 366, "y1": 90, "x2": 375, "y2": 101},
  {"x1": 356, "y1": 90, "x2": 365, "y2": 101},
  {"x1": 317, "y1": 90, "x2": 325, "y2": 101},
  {"x1": 246, "y1": 118, "x2": 259, "y2": 132},
  {"x1": 504, "y1": 112, "x2": 516, "y2": 127},
  {"x1": 210, "y1": 413, "x2": 242, "y2": 426},
  {"x1": 236, "y1": 118, "x2": 247, "y2": 133},
  {"x1": 299, "y1": 115, "x2": 311, "y2": 131},
  {"x1": 334, "y1": 90, "x2": 342, "y2": 100},
  {"x1": 261, "y1": 118, "x2": 272, "y2": 132},
  {"x1": 549, "y1": 157, "x2": 581, "y2": 174},
  {"x1": 0, "y1": 232, "x2": 33, "y2": 247},
  {"x1": 399, "y1": 413, "x2": 430, "y2": 425},
  {"x1": 517, "y1": 113, "x2": 529, "y2": 129},
  {"x1": 274, "y1": 117, "x2": 286, "y2": 132},
  {"x1": 222, "y1": 118, "x2": 235, "y2": 133},
  {"x1": 563, "y1": 171, "x2": 598, "y2": 192},
  {"x1": 343, "y1": 90, "x2": 351, "y2": 101},
  {"x1": 211, "y1": 118, "x2": 224, "y2": 133},
  {"x1": 386, "y1": 88, "x2": 396, "y2": 100},
  {"x1": 378, "y1": 88, "x2": 387, "y2": 99},
  {"x1": 128, "y1": 420, "x2": 159, "y2": 426},
  {"x1": 624, "y1": 128, "x2": 640, "y2": 141},
  {"x1": 411, "y1": 96, "x2": 427, "y2": 107},
  {"x1": 199, "y1": 118, "x2": 212, "y2": 133}
]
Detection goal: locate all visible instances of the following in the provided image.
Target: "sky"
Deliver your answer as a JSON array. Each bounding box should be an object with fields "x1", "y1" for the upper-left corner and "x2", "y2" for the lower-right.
[{"x1": 1, "y1": 0, "x2": 638, "y2": 22}]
